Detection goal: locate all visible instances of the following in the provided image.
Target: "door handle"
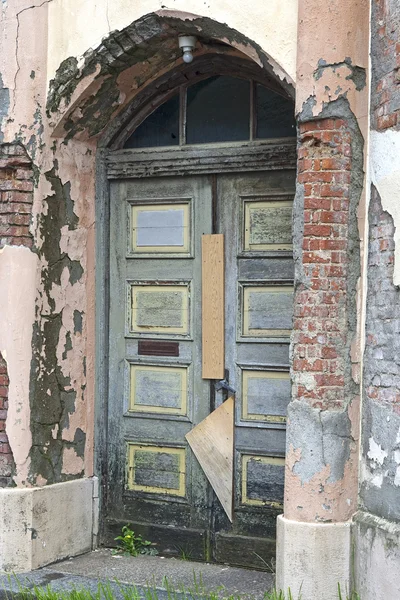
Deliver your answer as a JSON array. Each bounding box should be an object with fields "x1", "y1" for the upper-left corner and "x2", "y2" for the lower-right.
[{"x1": 215, "y1": 379, "x2": 236, "y2": 396}]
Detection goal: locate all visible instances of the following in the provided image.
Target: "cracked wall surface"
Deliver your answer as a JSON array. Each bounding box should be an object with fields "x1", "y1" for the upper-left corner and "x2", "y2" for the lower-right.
[
  {"x1": 361, "y1": 198, "x2": 400, "y2": 519},
  {"x1": 352, "y1": 1, "x2": 400, "y2": 597},
  {"x1": 1, "y1": 0, "x2": 400, "y2": 589},
  {"x1": 0, "y1": 0, "x2": 95, "y2": 486},
  {"x1": 369, "y1": 0, "x2": 400, "y2": 287}
]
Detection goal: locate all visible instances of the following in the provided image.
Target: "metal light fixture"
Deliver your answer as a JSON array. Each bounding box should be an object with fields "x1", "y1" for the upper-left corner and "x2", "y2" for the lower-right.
[{"x1": 178, "y1": 35, "x2": 197, "y2": 64}]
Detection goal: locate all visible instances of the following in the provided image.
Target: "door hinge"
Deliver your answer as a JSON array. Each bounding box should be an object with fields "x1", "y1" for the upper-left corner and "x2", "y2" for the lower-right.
[{"x1": 215, "y1": 379, "x2": 236, "y2": 395}]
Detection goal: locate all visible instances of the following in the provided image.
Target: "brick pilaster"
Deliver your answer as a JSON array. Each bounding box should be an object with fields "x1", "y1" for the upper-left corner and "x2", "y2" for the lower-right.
[{"x1": 292, "y1": 119, "x2": 352, "y2": 410}]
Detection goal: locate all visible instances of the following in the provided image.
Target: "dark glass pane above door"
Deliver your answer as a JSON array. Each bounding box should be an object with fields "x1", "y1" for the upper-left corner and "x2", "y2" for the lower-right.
[
  {"x1": 186, "y1": 76, "x2": 250, "y2": 144},
  {"x1": 124, "y1": 94, "x2": 180, "y2": 148},
  {"x1": 256, "y1": 84, "x2": 296, "y2": 139},
  {"x1": 122, "y1": 76, "x2": 296, "y2": 149}
]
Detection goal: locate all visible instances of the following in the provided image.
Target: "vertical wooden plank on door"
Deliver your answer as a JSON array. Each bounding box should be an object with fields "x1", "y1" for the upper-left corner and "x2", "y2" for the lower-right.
[{"x1": 202, "y1": 234, "x2": 225, "y2": 379}]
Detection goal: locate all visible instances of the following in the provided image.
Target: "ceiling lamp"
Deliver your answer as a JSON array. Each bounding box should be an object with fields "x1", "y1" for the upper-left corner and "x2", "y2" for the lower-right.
[{"x1": 178, "y1": 35, "x2": 197, "y2": 64}]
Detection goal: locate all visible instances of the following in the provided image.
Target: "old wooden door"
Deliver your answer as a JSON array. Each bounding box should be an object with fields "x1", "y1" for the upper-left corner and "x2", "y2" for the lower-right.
[
  {"x1": 214, "y1": 171, "x2": 294, "y2": 566},
  {"x1": 105, "y1": 168, "x2": 294, "y2": 567},
  {"x1": 107, "y1": 175, "x2": 214, "y2": 558},
  {"x1": 103, "y1": 71, "x2": 296, "y2": 566}
]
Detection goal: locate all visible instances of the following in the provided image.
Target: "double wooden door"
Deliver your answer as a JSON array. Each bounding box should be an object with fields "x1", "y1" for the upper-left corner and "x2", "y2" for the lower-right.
[{"x1": 105, "y1": 169, "x2": 295, "y2": 567}]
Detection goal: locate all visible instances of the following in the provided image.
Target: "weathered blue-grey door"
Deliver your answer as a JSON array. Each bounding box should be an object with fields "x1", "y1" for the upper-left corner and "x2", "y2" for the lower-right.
[
  {"x1": 105, "y1": 167, "x2": 295, "y2": 567},
  {"x1": 214, "y1": 171, "x2": 294, "y2": 565},
  {"x1": 107, "y1": 175, "x2": 213, "y2": 558}
]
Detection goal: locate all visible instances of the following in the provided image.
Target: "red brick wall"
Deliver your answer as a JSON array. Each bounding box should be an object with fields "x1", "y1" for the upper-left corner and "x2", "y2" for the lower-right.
[
  {"x1": 0, "y1": 143, "x2": 33, "y2": 485},
  {"x1": 292, "y1": 119, "x2": 352, "y2": 410},
  {"x1": 0, "y1": 143, "x2": 34, "y2": 248}
]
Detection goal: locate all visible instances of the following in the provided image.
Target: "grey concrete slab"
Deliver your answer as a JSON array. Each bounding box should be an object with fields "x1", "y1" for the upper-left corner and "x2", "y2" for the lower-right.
[{"x1": 0, "y1": 550, "x2": 274, "y2": 600}]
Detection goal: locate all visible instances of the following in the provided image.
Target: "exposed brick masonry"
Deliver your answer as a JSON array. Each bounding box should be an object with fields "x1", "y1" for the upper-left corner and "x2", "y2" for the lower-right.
[
  {"x1": 0, "y1": 142, "x2": 33, "y2": 485},
  {"x1": 364, "y1": 188, "x2": 400, "y2": 413},
  {"x1": 372, "y1": 0, "x2": 400, "y2": 130},
  {"x1": 0, "y1": 143, "x2": 33, "y2": 248},
  {"x1": 292, "y1": 119, "x2": 352, "y2": 410},
  {"x1": 0, "y1": 352, "x2": 12, "y2": 486}
]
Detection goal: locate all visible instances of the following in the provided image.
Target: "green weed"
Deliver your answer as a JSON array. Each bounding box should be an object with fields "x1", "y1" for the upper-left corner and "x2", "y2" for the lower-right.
[
  {"x1": 113, "y1": 525, "x2": 158, "y2": 557},
  {"x1": 337, "y1": 583, "x2": 361, "y2": 600},
  {"x1": 173, "y1": 545, "x2": 194, "y2": 561},
  {"x1": 251, "y1": 553, "x2": 275, "y2": 573}
]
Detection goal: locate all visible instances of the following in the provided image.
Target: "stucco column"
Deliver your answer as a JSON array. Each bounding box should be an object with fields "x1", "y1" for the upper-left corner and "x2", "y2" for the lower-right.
[{"x1": 276, "y1": 1, "x2": 370, "y2": 598}]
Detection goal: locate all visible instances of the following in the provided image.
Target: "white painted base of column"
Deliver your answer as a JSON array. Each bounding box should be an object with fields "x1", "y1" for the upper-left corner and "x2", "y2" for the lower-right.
[
  {"x1": 276, "y1": 515, "x2": 352, "y2": 600},
  {"x1": 0, "y1": 477, "x2": 98, "y2": 572}
]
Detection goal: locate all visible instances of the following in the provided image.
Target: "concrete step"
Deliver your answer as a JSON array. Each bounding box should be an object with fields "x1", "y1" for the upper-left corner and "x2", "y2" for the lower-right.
[{"x1": 0, "y1": 549, "x2": 274, "y2": 600}]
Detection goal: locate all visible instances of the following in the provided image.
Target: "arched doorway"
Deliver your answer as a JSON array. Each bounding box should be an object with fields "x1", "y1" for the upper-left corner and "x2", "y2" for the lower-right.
[{"x1": 101, "y1": 58, "x2": 296, "y2": 568}]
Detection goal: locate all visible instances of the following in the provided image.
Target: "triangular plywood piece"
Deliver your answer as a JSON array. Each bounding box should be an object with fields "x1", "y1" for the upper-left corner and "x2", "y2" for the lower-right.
[{"x1": 185, "y1": 397, "x2": 234, "y2": 522}]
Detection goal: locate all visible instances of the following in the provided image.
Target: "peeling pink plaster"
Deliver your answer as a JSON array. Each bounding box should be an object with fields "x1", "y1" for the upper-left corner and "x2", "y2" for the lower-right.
[
  {"x1": 50, "y1": 65, "x2": 103, "y2": 137},
  {"x1": 0, "y1": 246, "x2": 38, "y2": 487},
  {"x1": 0, "y1": 0, "x2": 97, "y2": 484},
  {"x1": 284, "y1": 445, "x2": 358, "y2": 523},
  {"x1": 296, "y1": 0, "x2": 369, "y2": 126},
  {"x1": 286, "y1": 445, "x2": 302, "y2": 471},
  {"x1": 35, "y1": 475, "x2": 48, "y2": 486},
  {"x1": 285, "y1": 397, "x2": 361, "y2": 522}
]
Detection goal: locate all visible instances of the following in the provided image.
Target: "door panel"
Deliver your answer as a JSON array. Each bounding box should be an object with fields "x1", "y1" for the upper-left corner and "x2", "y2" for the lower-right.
[
  {"x1": 214, "y1": 171, "x2": 294, "y2": 567},
  {"x1": 105, "y1": 169, "x2": 295, "y2": 567},
  {"x1": 106, "y1": 176, "x2": 213, "y2": 554}
]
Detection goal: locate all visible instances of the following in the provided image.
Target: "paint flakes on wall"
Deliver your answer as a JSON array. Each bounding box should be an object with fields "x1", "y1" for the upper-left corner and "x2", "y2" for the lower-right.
[{"x1": 367, "y1": 437, "x2": 388, "y2": 466}]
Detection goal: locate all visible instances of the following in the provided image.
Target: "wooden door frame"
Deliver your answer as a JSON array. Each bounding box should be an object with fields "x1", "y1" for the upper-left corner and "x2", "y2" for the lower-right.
[{"x1": 94, "y1": 139, "x2": 297, "y2": 542}]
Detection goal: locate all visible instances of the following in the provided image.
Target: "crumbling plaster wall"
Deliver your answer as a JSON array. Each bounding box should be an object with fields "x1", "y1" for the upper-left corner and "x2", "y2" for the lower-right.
[
  {"x1": 47, "y1": 0, "x2": 298, "y2": 88},
  {"x1": 351, "y1": 1, "x2": 400, "y2": 597},
  {"x1": 355, "y1": 6, "x2": 400, "y2": 596},
  {"x1": 284, "y1": 0, "x2": 369, "y2": 523},
  {"x1": 0, "y1": 1, "x2": 298, "y2": 487},
  {"x1": 0, "y1": 0, "x2": 95, "y2": 486},
  {"x1": 360, "y1": 0, "x2": 400, "y2": 526}
]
